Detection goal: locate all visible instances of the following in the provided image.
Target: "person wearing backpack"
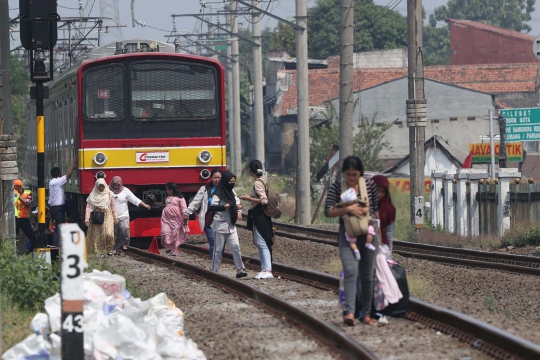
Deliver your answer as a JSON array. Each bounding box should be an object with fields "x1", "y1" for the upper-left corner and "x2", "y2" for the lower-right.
[
  {"x1": 325, "y1": 156, "x2": 380, "y2": 326},
  {"x1": 240, "y1": 160, "x2": 275, "y2": 280}
]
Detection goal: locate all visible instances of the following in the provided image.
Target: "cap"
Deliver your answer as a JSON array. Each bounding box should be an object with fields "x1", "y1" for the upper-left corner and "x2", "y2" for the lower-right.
[{"x1": 14, "y1": 179, "x2": 23, "y2": 187}]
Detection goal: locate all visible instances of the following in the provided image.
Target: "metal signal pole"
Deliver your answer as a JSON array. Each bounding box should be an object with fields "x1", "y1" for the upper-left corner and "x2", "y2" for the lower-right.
[
  {"x1": 296, "y1": 0, "x2": 310, "y2": 225},
  {"x1": 407, "y1": 0, "x2": 427, "y2": 228},
  {"x1": 339, "y1": 0, "x2": 354, "y2": 165},
  {"x1": 252, "y1": 0, "x2": 265, "y2": 170},
  {"x1": 231, "y1": 0, "x2": 242, "y2": 175},
  {"x1": 225, "y1": 5, "x2": 236, "y2": 170}
]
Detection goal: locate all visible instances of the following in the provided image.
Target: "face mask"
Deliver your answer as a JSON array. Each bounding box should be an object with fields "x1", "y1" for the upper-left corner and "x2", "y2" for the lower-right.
[{"x1": 226, "y1": 182, "x2": 235, "y2": 190}]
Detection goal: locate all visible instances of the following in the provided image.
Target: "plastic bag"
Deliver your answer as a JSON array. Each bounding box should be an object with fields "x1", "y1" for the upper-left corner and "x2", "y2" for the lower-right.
[
  {"x1": 44, "y1": 294, "x2": 61, "y2": 333},
  {"x1": 85, "y1": 269, "x2": 126, "y2": 296},
  {"x1": 338, "y1": 270, "x2": 346, "y2": 308}
]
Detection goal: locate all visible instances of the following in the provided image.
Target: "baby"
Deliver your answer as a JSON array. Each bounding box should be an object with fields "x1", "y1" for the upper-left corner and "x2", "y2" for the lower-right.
[{"x1": 340, "y1": 188, "x2": 377, "y2": 260}]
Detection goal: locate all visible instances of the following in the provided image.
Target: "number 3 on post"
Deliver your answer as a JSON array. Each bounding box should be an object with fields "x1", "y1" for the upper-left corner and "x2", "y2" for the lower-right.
[{"x1": 60, "y1": 224, "x2": 88, "y2": 359}]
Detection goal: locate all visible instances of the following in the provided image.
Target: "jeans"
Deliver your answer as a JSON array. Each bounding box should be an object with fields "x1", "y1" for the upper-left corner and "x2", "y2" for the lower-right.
[
  {"x1": 212, "y1": 230, "x2": 244, "y2": 272},
  {"x1": 339, "y1": 225, "x2": 378, "y2": 316},
  {"x1": 49, "y1": 205, "x2": 65, "y2": 247},
  {"x1": 204, "y1": 227, "x2": 215, "y2": 259},
  {"x1": 253, "y1": 226, "x2": 272, "y2": 271},
  {"x1": 17, "y1": 218, "x2": 36, "y2": 251}
]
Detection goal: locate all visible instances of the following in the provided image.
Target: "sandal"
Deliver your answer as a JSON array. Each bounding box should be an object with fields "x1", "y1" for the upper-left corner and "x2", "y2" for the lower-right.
[
  {"x1": 343, "y1": 313, "x2": 355, "y2": 327},
  {"x1": 361, "y1": 316, "x2": 378, "y2": 326}
]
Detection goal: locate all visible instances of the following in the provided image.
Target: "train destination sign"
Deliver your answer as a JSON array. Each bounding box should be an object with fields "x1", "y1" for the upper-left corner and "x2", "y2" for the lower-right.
[{"x1": 499, "y1": 108, "x2": 540, "y2": 141}]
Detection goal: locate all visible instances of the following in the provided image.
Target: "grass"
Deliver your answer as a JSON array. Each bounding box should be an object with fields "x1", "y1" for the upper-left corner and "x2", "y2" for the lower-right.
[
  {"x1": 484, "y1": 294, "x2": 516, "y2": 320},
  {"x1": 1, "y1": 295, "x2": 36, "y2": 352},
  {"x1": 407, "y1": 274, "x2": 437, "y2": 299}
]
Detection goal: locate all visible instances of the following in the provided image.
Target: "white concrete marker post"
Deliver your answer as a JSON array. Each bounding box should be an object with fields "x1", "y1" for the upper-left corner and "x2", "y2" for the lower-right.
[
  {"x1": 443, "y1": 171, "x2": 456, "y2": 233},
  {"x1": 467, "y1": 170, "x2": 487, "y2": 237},
  {"x1": 60, "y1": 223, "x2": 87, "y2": 359},
  {"x1": 431, "y1": 171, "x2": 445, "y2": 229},
  {"x1": 496, "y1": 168, "x2": 521, "y2": 236},
  {"x1": 455, "y1": 170, "x2": 470, "y2": 236}
]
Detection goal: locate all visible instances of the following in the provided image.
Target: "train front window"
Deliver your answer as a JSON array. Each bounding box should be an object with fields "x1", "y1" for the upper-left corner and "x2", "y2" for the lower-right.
[
  {"x1": 84, "y1": 64, "x2": 125, "y2": 121},
  {"x1": 130, "y1": 62, "x2": 217, "y2": 121}
]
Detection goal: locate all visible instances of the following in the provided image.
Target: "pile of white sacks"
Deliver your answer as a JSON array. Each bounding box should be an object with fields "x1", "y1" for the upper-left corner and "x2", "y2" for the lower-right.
[{"x1": 2, "y1": 269, "x2": 206, "y2": 360}]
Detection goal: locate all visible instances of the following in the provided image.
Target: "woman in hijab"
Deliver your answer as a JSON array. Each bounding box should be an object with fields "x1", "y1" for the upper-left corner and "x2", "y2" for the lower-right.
[
  {"x1": 372, "y1": 175, "x2": 396, "y2": 253},
  {"x1": 161, "y1": 182, "x2": 189, "y2": 256},
  {"x1": 208, "y1": 171, "x2": 247, "y2": 278},
  {"x1": 85, "y1": 178, "x2": 118, "y2": 256},
  {"x1": 110, "y1": 176, "x2": 151, "y2": 255}
]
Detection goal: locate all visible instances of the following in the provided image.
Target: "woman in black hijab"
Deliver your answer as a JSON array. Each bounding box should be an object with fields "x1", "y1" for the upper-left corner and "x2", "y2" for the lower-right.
[{"x1": 208, "y1": 171, "x2": 247, "y2": 278}]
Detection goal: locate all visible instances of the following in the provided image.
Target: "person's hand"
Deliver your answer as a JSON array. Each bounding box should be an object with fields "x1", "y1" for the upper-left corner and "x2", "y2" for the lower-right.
[
  {"x1": 144, "y1": 204, "x2": 151, "y2": 210},
  {"x1": 85, "y1": 220, "x2": 89, "y2": 227},
  {"x1": 347, "y1": 204, "x2": 365, "y2": 218},
  {"x1": 237, "y1": 212, "x2": 242, "y2": 221},
  {"x1": 237, "y1": 204, "x2": 243, "y2": 210},
  {"x1": 114, "y1": 217, "x2": 119, "y2": 224},
  {"x1": 239, "y1": 194, "x2": 250, "y2": 201},
  {"x1": 224, "y1": 203, "x2": 230, "y2": 208}
]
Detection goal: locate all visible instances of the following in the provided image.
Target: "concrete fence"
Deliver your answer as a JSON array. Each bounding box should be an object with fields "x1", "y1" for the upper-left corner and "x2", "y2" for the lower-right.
[{"x1": 430, "y1": 168, "x2": 522, "y2": 237}]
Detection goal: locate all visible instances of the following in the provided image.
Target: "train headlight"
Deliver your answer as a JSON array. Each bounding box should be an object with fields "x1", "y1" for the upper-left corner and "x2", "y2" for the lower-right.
[
  {"x1": 95, "y1": 171, "x2": 106, "y2": 180},
  {"x1": 198, "y1": 150, "x2": 212, "y2": 163},
  {"x1": 200, "y1": 169, "x2": 211, "y2": 179},
  {"x1": 93, "y1": 152, "x2": 107, "y2": 166}
]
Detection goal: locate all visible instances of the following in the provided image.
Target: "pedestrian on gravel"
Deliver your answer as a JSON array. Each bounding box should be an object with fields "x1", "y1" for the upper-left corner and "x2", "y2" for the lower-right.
[
  {"x1": 161, "y1": 182, "x2": 189, "y2": 256},
  {"x1": 85, "y1": 178, "x2": 118, "y2": 256},
  {"x1": 48, "y1": 156, "x2": 78, "y2": 246},
  {"x1": 184, "y1": 169, "x2": 223, "y2": 259},
  {"x1": 239, "y1": 160, "x2": 274, "y2": 280},
  {"x1": 209, "y1": 171, "x2": 247, "y2": 278},
  {"x1": 325, "y1": 156, "x2": 380, "y2": 326},
  {"x1": 372, "y1": 175, "x2": 396, "y2": 254},
  {"x1": 110, "y1": 176, "x2": 151, "y2": 256}
]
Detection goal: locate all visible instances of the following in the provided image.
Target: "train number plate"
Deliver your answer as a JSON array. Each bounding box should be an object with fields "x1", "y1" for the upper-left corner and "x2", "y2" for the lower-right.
[{"x1": 97, "y1": 90, "x2": 110, "y2": 99}]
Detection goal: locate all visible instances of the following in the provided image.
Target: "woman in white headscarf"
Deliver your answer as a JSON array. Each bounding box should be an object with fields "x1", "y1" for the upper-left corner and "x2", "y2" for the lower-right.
[{"x1": 85, "y1": 178, "x2": 118, "y2": 256}]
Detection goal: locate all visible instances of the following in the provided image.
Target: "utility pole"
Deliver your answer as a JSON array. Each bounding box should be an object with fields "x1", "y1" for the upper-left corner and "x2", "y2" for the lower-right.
[
  {"x1": 339, "y1": 0, "x2": 354, "y2": 165},
  {"x1": 231, "y1": 1, "x2": 242, "y2": 175},
  {"x1": 296, "y1": 0, "x2": 310, "y2": 225},
  {"x1": 225, "y1": 5, "x2": 235, "y2": 170},
  {"x1": 498, "y1": 114, "x2": 507, "y2": 168},
  {"x1": 407, "y1": 0, "x2": 427, "y2": 228},
  {"x1": 252, "y1": 0, "x2": 265, "y2": 170}
]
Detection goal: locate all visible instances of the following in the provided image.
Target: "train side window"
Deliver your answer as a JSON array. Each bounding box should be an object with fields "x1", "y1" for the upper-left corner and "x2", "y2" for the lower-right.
[{"x1": 83, "y1": 64, "x2": 125, "y2": 121}]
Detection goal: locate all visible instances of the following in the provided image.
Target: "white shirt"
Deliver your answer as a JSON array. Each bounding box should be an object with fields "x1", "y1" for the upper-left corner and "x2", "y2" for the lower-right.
[
  {"x1": 48, "y1": 175, "x2": 67, "y2": 206},
  {"x1": 113, "y1": 187, "x2": 142, "y2": 219}
]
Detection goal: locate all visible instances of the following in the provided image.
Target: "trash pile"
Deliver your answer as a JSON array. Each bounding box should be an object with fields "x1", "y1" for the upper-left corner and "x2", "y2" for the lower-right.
[{"x1": 2, "y1": 269, "x2": 207, "y2": 360}]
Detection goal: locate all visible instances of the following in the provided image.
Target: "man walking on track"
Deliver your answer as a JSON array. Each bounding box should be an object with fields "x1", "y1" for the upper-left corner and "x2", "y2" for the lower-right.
[
  {"x1": 48, "y1": 156, "x2": 77, "y2": 246},
  {"x1": 14, "y1": 180, "x2": 37, "y2": 253}
]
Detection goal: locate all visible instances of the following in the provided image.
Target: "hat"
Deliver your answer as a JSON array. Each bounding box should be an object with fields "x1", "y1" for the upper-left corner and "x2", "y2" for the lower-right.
[{"x1": 13, "y1": 179, "x2": 22, "y2": 187}]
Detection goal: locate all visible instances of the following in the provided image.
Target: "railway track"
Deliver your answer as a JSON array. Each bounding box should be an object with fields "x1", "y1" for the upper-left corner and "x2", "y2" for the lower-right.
[
  {"x1": 236, "y1": 220, "x2": 540, "y2": 277},
  {"x1": 128, "y1": 244, "x2": 540, "y2": 360},
  {"x1": 126, "y1": 246, "x2": 376, "y2": 360}
]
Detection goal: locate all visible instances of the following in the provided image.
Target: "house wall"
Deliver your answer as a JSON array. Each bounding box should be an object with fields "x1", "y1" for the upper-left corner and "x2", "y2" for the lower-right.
[
  {"x1": 329, "y1": 78, "x2": 494, "y2": 158},
  {"x1": 393, "y1": 146, "x2": 460, "y2": 176},
  {"x1": 449, "y1": 21, "x2": 539, "y2": 65}
]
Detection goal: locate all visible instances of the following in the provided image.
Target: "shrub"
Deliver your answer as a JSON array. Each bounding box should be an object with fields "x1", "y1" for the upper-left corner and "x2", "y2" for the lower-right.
[{"x1": 0, "y1": 240, "x2": 59, "y2": 310}]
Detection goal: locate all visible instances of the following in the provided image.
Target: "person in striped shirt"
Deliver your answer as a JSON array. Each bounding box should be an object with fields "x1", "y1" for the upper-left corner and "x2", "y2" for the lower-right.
[{"x1": 325, "y1": 156, "x2": 380, "y2": 326}]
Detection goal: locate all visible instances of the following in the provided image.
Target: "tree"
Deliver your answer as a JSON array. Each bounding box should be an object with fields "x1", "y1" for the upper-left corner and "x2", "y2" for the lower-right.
[
  {"x1": 423, "y1": 15, "x2": 451, "y2": 66},
  {"x1": 10, "y1": 55, "x2": 30, "y2": 170},
  {"x1": 269, "y1": 22, "x2": 296, "y2": 56},
  {"x1": 433, "y1": 0, "x2": 535, "y2": 32},
  {"x1": 270, "y1": 0, "x2": 407, "y2": 60},
  {"x1": 310, "y1": 101, "x2": 393, "y2": 188}
]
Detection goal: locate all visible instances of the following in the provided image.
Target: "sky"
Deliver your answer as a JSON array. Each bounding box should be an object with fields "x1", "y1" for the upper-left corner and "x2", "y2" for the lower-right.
[{"x1": 8, "y1": 0, "x2": 540, "y2": 51}]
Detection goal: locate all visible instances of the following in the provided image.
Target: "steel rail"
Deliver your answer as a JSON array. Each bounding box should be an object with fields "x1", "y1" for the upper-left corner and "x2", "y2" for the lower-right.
[
  {"x1": 170, "y1": 243, "x2": 540, "y2": 360},
  {"x1": 127, "y1": 247, "x2": 376, "y2": 360},
  {"x1": 235, "y1": 220, "x2": 540, "y2": 276}
]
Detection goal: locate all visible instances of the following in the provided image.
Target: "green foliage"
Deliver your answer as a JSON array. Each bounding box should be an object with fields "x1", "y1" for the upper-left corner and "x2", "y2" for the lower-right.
[
  {"x1": 0, "y1": 241, "x2": 59, "y2": 310},
  {"x1": 10, "y1": 55, "x2": 30, "y2": 171},
  {"x1": 309, "y1": 101, "x2": 392, "y2": 183},
  {"x1": 423, "y1": 17, "x2": 451, "y2": 66},
  {"x1": 433, "y1": 0, "x2": 535, "y2": 33},
  {"x1": 268, "y1": 0, "x2": 407, "y2": 60},
  {"x1": 500, "y1": 223, "x2": 540, "y2": 248}
]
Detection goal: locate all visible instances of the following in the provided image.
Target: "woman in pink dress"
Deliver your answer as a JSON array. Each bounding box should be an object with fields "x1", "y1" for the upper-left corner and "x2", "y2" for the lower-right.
[{"x1": 161, "y1": 182, "x2": 189, "y2": 256}]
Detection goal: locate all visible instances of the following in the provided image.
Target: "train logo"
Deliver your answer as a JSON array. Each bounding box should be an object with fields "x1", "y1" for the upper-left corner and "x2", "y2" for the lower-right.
[{"x1": 136, "y1": 152, "x2": 170, "y2": 163}]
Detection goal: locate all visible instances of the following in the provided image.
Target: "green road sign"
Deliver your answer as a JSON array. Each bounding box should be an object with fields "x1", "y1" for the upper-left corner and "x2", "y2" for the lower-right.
[
  {"x1": 215, "y1": 37, "x2": 227, "y2": 51},
  {"x1": 500, "y1": 108, "x2": 540, "y2": 142}
]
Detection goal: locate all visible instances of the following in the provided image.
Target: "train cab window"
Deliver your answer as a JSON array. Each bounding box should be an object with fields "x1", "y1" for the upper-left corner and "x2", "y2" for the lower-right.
[
  {"x1": 84, "y1": 64, "x2": 125, "y2": 121},
  {"x1": 130, "y1": 62, "x2": 217, "y2": 121}
]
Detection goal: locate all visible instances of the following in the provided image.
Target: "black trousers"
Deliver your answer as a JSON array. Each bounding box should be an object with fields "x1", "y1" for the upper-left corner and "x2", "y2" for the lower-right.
[
  {"x1": 49, "y1": 205, "x2": 65, "y2": 247},
  {"x1": 17, "y1": 218, "x2": 37, "y2": 251}
]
